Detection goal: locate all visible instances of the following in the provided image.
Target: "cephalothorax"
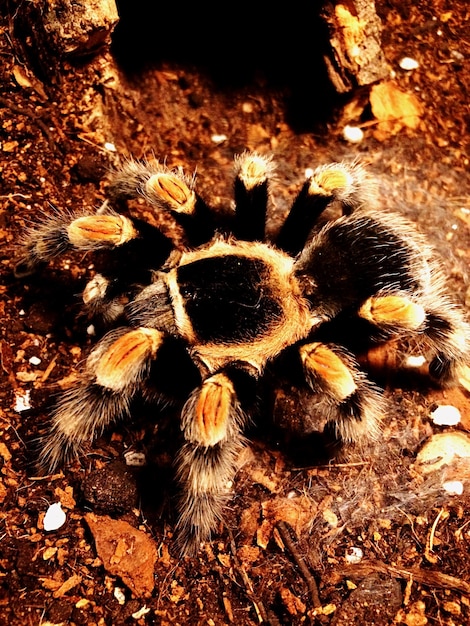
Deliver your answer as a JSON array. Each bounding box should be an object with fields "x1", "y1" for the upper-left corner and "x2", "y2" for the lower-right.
[{"x1": 16, "y1": 153, "x2": 470, "y2": 554}]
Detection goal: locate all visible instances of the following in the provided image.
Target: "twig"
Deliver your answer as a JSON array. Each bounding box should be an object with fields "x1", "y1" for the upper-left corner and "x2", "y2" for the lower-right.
[
  {"x1": 276, "y1": 521, "x2": 322, "y2": 609},
  {"x1": 202, "y1": 544, "x2": 235, "y2": 624},
  {"x1": 228, "y1": 530, "x2": 280, "y2": 626},
  {"x1": 425, "y1": 507, "x2": 447, "y2": 564},
  {"x1": 342, "y1": 559, "x2": 470, "y2": 595},
  {"x1": 39, "y1": 355, "x2": 58, "y2": 383}
]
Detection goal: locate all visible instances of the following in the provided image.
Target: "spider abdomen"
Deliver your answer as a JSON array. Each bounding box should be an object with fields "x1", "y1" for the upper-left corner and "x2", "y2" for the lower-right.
[{"x1": 295, "y1": 211, "x2": 430, "y2": 316}]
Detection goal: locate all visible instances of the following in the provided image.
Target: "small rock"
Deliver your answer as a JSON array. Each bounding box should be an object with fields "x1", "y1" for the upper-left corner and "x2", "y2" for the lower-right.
[
  {"x1": 430, "y1": 405, "x2": 461, "y2": 426},
  {"x1": 416, "y1": 432, "x2": 470, "y2": 473},
  {"x1": 342, "y1": 125, "x2": 364, "y2": 143},
  {"x1": 43, "y1": 502, "x2": 66, "y2": 531},
  {"x1": 345, "y1": 546, "x2": 363, "y2": 564},
  {"x1": 442, "y1": 480, "x2": 464, "y2": 495},
  {"x1": 82, "y1": 461, "x2": 139, "y2": 514},
  {"x1": 399, "y1": 57, "x2": 419, "y2": 70},
  {"x1": 331, "y1": 574, "x2": 402, "y2": 626}
]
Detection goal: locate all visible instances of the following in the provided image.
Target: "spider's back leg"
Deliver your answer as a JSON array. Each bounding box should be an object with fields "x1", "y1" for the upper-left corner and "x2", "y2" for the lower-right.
[
  {"x1": 40, "y1": 326, "x2": 166, "y2": 471},
  {"x1": 296, "y1": 208, "x2": 470, "y2": 389},
  {"x1": 358, "y1": 288, "x2": 470, "y2": 388},
  {"x1": 175, "y1": 364, "x2": 257, "y2": 555},
  {"x1": 299, "y1": 341, "x2": 385, "y2": 442}
]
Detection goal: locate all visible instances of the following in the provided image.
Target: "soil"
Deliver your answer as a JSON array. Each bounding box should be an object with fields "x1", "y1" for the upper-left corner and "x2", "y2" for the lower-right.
[{"x1": 1, "y1": 1, "x2": 470, "y2": 625}]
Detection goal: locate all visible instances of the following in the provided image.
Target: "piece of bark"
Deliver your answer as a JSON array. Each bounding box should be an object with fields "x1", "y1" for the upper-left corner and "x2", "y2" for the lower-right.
[
  {"x1": 85, "y1": 513, "x2": 158, "y2": 598},
  {"x1": 16, "y1": 0, "x2": 119, "y2": 60},
  {"x1": 320, "y1": 0, "x2": 389, "y2": 92}
]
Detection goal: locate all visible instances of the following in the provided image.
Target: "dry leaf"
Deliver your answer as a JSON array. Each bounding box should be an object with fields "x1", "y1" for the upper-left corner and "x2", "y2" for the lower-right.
[
  {"x1": 370, "y1": 82, "x2": 423, "y2": 140},
  {"x1": 415, "y1": 432, "x2": 470, "y2": 473},
  {"x1": 256, "y1": 496, "x2": 316, "y2": 548},
  {"x1": 0, "y1": 442, "x2": 12, "y2": 462}
]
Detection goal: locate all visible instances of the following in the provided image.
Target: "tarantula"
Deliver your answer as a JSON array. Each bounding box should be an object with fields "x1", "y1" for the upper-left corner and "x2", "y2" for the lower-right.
[{"x1": 15, "y1": 152, "x2": 470, "y2": 554}]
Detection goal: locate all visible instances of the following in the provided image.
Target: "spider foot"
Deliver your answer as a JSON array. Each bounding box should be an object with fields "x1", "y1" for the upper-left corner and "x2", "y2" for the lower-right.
[
  {"x1": 82, "y1": 274, "x2": 127, "y2": 324},
  {"x1": 181, "y1": 372, "x2": 238, "y2": 447},
  {"x1": 39, "y1": 379, "x2": 132, "y2": 472}
]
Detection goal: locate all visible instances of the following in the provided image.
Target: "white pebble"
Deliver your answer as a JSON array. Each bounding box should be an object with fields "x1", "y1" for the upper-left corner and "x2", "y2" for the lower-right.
[
  {"x1": 211, "y1": 134, "x2": 227, "y2": 144},
  {"x1": 124, "y1": 450, "x2": 147, "y2": 467},
  {"x1": 29, "y1": 356, "x2": 41, "y2": 366},
  {"x1": 114, "y1": 587, "x2": 126, "y2": 605},
  {"x1": 443, "y1": 480, "x2": 464, "y2": 495},
  {"x1": 104, "y1": 142, "x2": 117, "y2": 152},
  {"x1": 431, "y1": 405, "x2": 461, "y2": 426},
  {"x1": 86, "y1": 324, "x2": 96, "y2": 336},
  {"x1": 132, "y1": 606, "x2": 150, "y2": 619},
  {"x1": 14, "y1": 389, "x2": 31, "y2": 412},
  {"x1": 342, "y1": 125, "x2": 364, "y2": 144},
  {"x1": 43, "y1": 502, "x2": 66, "y2": 531},
  {"x1": 405, "y1": 355, "x2": 426, "y2": 368},
  {"x1": 345, "y1": 546, "x2": 363, "y2": 564},
  {"x1": 399, "y1": 57, "x2": 419, "y2": 71},
  {"x1": 304, "y1": 167, "x2": 314, "y2": 179}
]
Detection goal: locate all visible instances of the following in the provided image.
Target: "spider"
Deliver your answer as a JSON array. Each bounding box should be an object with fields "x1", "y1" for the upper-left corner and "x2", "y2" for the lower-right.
[{"x1": 15, "y1": 152, "x2": 470, "y2": 555}]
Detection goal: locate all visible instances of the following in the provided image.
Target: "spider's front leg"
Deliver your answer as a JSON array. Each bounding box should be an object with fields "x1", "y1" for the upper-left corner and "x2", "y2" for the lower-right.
[
  {"x1": 299, "y1": 341, "x2": 385, "y2": 442},
  {"x1": 108, "y1": 159, "x2": 216, "y2": 246},
  {"x1": 276, "y1": 161, "x2": 370, "y2": 256},
  {"x1": 175, "y1": 364, "x2": 256, "y2": 555},
  {"x1": 15, "y1": 209, "x2": 174, "y2": 324},
  {"x1": 233, "y1": 152, "x2": 273, "y2": 241},
  {"x1": 40, "y1": 326, "x2": 165, "y2": 470}
]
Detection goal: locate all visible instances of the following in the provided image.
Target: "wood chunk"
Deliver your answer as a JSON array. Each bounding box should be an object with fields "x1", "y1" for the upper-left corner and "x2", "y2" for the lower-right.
[
  {"x1": 16, "y1": 0, "x2": 119, "y2": 60},
  {"x1": 320, "y1": 0, "x2": 389, "y2": 92}
]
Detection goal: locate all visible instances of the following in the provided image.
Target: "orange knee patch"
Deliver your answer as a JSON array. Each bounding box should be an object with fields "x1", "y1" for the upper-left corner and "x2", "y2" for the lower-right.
[
  {"x1": 359, "y1": 295, "x2": 425, "y2": 330},
  {"x1": 95, "y1": 328, "x2": 163, "y2": 391},
  {"x1": 145, "y1": 172, "x2": 196, "y2": 214},
  {"x1": 309, "y1": 166, "x2": 353, "y2": 196},
  {"x1": 195, "y1": 374, "x2": 234, "y2": 447},
  {"x1": 300, "y1": 343, "x2": 356, "y2": 399},
  {"x1": 236, "y1": 153, "x2": 270, "y2": 189},
  {"x1": 68, "y1": 215, "x2": 137, "y2": 248}
]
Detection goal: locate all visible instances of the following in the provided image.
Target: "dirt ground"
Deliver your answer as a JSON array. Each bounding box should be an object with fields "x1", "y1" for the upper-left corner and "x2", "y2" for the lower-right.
[{"x1": 1, "y1": 1, "x2": 470, "y2": 625}]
